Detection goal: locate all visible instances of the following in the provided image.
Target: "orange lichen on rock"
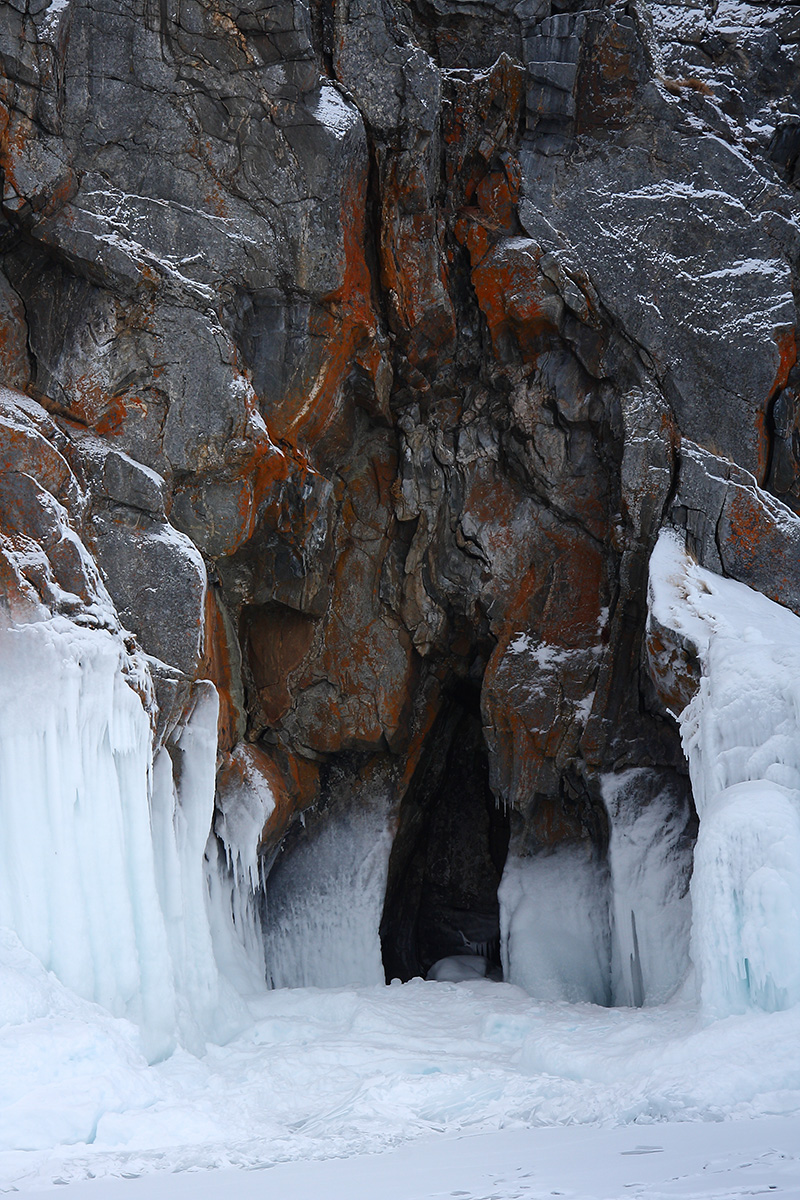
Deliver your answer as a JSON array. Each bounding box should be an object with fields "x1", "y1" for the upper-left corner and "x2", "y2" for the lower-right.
[
  {"x1": 481, "y1": 527, "x2": 608, "y2": 807},
  {"x1": 475, "y1": 161, "x2": 521, "y2": 229},
  {"x1": 380, "y1": 167, "x2": 457, "y2": 374},
  {"x1": 755, "y1": 329, "x2": 799, "y2": 482},
  {"x1": 645, "y1": 622, "x2": 700, "y2": 717},
  {"x1": 720, "y1": 483, "x2": 800, "y2": 608},
  {"x1": 244, "y1": 604, "x2": 317, "y2": 728},
  {"x1": 216, "y1": 741, "x2": 321, "y2": 859},
  {"x1": 253, "y1": 745, "x2": 321, "y2": 856},
  {"x1": 457, "y1": 232, "x2": 562, "y2": 363},
  {"x1": 265, "y1": 165, "x2": 385, "y2": 455},
  {"x1": 65, "y1": 372, "x2": 130, "y2": 435},
  {"x1": 0, "y1": 404, "x2": 75, "y2": 502},
  {"x1": 0, "y1": 101, "x2": 27, "y2": 210},
  {"x1": 773, "y1": 329, "x2": 798, "y2": 396},
  {"x1": 199, "y1": 584, "x2": 244, "y2": 752},
  {"x1": 575, "y1": 16, "x2": 642, "y2": 136},
  {"x1": 288, "y1": 443, "x2": 420, "y2": 755}
]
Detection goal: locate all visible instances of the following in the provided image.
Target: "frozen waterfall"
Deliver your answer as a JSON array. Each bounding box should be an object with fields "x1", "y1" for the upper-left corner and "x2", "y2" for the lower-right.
[
  {"x1": 0, "y1": 616, "x2": 245, "y2": 1060},
  {"x1": 649, "y1": 530, "x2": 800, "y2": 1015}
]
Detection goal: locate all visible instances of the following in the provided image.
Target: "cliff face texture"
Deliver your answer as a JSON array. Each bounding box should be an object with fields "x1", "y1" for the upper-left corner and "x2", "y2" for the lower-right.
[{"x1": 1, "y1": 0, "x2": 798, "y2": 989}]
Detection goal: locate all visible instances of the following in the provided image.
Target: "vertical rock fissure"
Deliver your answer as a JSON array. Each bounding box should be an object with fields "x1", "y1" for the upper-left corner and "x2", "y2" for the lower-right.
[{"x1": 380, "y1": 686, "x2": 510, "y2": 983}]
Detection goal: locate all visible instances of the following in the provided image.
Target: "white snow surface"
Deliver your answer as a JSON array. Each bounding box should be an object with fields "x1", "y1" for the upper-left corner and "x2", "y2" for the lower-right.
[
  {"x1": 3, "y1": 944, "x2": 800, "y2": 1193},
  {"x1": 24, "y1": 1116, "x2": 800, "y2": 1200}
]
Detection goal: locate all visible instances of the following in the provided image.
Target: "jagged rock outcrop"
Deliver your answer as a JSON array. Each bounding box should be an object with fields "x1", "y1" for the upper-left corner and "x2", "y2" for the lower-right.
[{"x1": 1, "y1": 0, "x2": 798, "y2": 992}]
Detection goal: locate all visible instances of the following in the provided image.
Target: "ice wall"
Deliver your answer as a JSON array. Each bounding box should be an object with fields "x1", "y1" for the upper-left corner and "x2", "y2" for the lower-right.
[
  {"x1": 602, "y1": 769, "x2": 693, "y2": 1007},
  {"x1": 499, "y1": 847, "x2": 611, "y2": 1005},
  {"x1": 0, "y1": 616, "x2": 242, "y2": 1060},
  {"x1": 649, "y1": 530, "x2": 800, "y2": 1015},
  {"x1": 263, "y1": 803, "x2": 393, "y2": 989}
]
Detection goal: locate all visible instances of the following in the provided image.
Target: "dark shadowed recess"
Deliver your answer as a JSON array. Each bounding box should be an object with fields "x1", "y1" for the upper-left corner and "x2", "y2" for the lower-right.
[{"x1": 380, "y1": 685, "x2": 510, "y2": 982}]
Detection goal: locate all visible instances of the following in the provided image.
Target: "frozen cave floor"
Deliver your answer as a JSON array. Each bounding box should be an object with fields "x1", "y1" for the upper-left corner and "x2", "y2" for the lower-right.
[{"x1": 3, "y1": 931, "x2": 800, "y2": 1198}]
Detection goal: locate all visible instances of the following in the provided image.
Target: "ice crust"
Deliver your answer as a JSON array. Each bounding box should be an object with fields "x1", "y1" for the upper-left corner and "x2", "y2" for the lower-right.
[{"x1": 649, "y1": 529, "x2": 800, "y2": 1015}]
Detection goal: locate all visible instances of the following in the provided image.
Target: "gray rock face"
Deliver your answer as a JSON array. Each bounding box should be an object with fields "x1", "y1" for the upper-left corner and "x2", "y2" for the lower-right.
[
  {"x1": 520, "y1": 2, "x2": 797, "y2": 474},
  {"x1": 669, "y1": 438, "x2": 800, "y2": 615},
  {"x1": 1, "y1": 0, "x2": 799, "y2": 988}
]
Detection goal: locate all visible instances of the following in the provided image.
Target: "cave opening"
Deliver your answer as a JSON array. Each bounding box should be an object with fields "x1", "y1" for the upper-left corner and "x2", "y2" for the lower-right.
[{"x1": 380, "y1": 685, "x2": 510, "y2": 983}]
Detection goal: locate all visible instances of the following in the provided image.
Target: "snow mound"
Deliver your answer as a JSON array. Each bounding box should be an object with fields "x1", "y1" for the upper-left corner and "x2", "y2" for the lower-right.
[{"x1": 3, "y1": 966, "x2": 800, "y2": 1191}]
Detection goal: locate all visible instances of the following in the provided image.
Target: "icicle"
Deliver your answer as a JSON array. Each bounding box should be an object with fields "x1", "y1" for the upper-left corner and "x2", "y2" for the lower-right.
[{"x1": 629, "y1": 911, "x2": 644, "y2": 1008}]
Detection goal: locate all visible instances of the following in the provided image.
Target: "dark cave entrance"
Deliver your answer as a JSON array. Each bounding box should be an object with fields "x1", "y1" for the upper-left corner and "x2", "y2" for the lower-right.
[{"x1": 380, "y1": 687, "x2": 510, "y2": 982}]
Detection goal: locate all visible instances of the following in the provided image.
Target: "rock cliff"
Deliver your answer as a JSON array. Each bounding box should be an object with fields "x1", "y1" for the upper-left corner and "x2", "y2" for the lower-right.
[{"x1": 1, "y1": 0, "x2": 798, "y2": 993}]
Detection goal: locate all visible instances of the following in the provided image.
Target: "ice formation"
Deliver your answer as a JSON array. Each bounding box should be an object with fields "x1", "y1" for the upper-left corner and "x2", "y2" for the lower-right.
[
  {"x1": 206, "y1": 746, "x2": 275, "y2": 996},
  {"x1": 602, "y1": 769, "x2": 693, "y2": 1008},
  {"x1": 498, "y1": 772, "x2": 693, "y2": 1008},
  {"x1": 649, "y1": 529, "x2": 800, "y2": 1015},
  {"x1": 499, "y1": 532, "x2": 800, "y2": 1015},
  {"x1": 263, "y1": 803, "x2": 393, "y2": 990},
  {"x1": 0, "y1": 616, "x2": 242, "y2": 1061},
  {"x1": 499, "y1": 847, "x2": 611, "y2": 1005},
  {"x1": 3, "y1": 522, "x2": 798, "y2": 1054}
]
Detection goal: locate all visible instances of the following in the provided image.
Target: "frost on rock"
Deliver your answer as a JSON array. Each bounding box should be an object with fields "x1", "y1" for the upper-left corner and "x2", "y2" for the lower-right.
[
  {"x1": 648, "y1": 530, "x2": 800, "y2": 1015},
  {"x1": 0, "y1": 615, "x2": 242, "y2": 1061}
]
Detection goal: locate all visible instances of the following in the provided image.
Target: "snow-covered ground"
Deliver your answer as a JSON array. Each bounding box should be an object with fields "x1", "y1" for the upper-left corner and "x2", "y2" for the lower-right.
[
  {"x1": 18, "y1": 1117, "x2": 800, "y2": 1200},
  {"x1": 3, "y1": 933, "x2": 800, "y2": 1196}
]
